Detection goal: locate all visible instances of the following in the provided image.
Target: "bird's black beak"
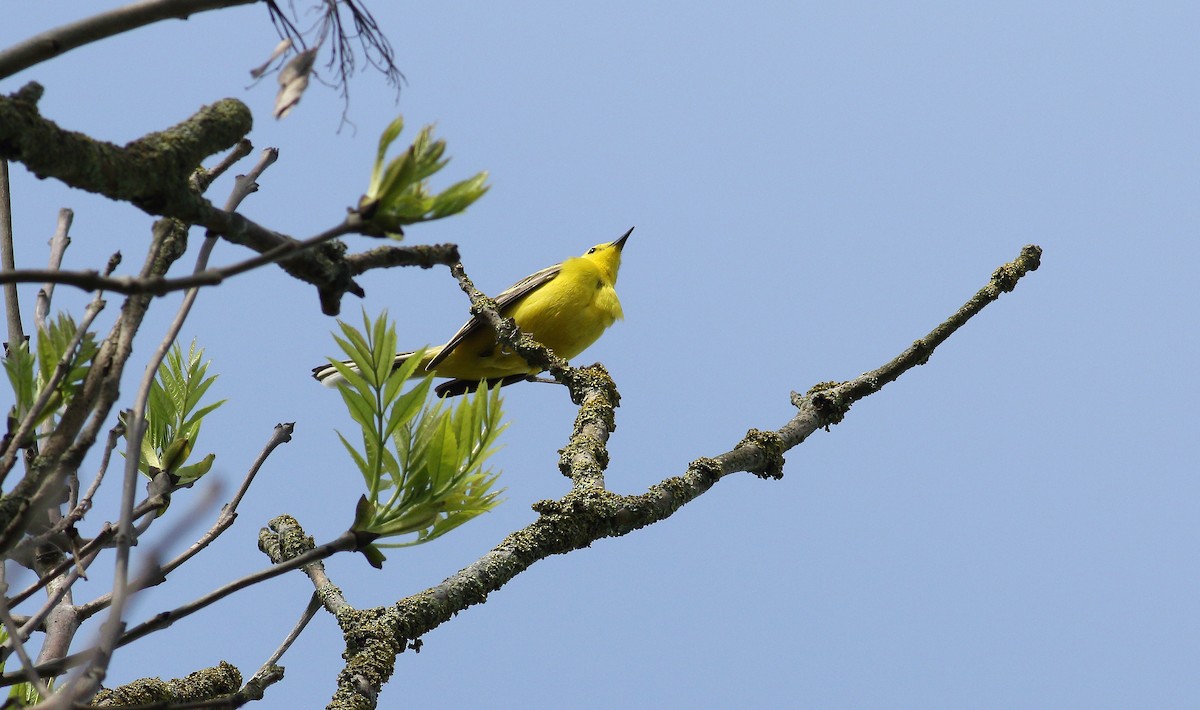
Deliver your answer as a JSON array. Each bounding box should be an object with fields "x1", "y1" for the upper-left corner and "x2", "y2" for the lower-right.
[{"x1": 611, "y1": 227, "x2": 634, "y2": 252}]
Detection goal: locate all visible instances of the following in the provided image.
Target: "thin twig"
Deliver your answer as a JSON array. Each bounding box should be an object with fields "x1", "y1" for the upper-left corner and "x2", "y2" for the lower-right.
[
  {"x1": 190, "y1": 140, "x2": 253, "y2": 193},
  {"x1": 223, "y1": 422, "x2": 292, "y2": 518},
  {"x1": 70, "y1": 148, "x2": 282, "y2": 698},
  {"x1": 68, "y1": 423, "x2": 124, "y2": 526},
  {"x1": 220, "y1": 148, "x2": 278, "y2": 211},
  {"x1": 0, "y1": 218, "x2": 362, "y2": 298},
  {"x1": 34, "y1": 208, "x2": 73, "y2": 332},
  {"x1": 0, "y1": 0, "x2": 258, "y2": 80},
  {"x1": 1, "y1": 532, "x2": 359, "y2": 684},
  {"x1": 4, "y1": 548, "x2": 96, "y2": 659},
  {"x1": 344, "y1": 243, "x2": 460, "y2": 274},
  {"x1": 0, "y1": 159, "x2": 24, "y2": 350},
  {"x1": 258, "y1": 593, "x2": 321, "y2": 673},
  {"x1": 74, "y1": 423, "x2": 295, "y2": 621},
  {"x1": 0, "y1": 585, "x2": 51, "y2": 700}
]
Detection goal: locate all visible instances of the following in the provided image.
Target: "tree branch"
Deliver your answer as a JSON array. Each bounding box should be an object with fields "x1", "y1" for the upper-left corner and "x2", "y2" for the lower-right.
[
  {"x1": 0, "y1": 237, "x2": 461, "y2": 308},
  {"x1": 0, "y1": 585, "x2": 51, "y2": 700},
  {"x1": 0, "y1": 218, "x2": 181, "y2": 558},
  {"x1": 0, "y1": 83, "x2": 251, "y2": 218},
  {"x1": 0, "y1": 84, "x2": 476, "y2": 315},
  {"x1": 315, "y1": 244, "x2": 1045, "y2": 708},
  {"x1": 0, "y1": 83, "x2": 360, "y2": 315},
  {"x1": 344, "y1": 243, "x2": 461, "y2": 275},
  {"x1": 86, "y1": 660, "x2": 243, "y2": 707},
  {"x1": 0, "y1": 160, "x2": 24, "y2": 350},
  {"x1": 0, "y1": 529, "x2": 359, "y2": 684},
  {"x1": 34, "y1": 208, "x2": 74, "y2": 332},
  {"x1": 0, "y1": 0, "x2": 259, "y2": 80}
]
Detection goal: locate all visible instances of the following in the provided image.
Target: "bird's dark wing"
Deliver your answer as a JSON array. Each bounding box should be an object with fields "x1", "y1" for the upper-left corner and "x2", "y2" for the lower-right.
[
  {"x1": 434, "y1": 374, "x2": 533, "y2": 398},
  {"x1": 426, "y1": 261, "x2": 564, "y2": 369}
]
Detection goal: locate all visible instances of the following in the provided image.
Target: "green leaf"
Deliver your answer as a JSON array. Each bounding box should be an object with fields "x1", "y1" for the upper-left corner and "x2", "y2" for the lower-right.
[
  {"x1": 384, "y1": 372, "x2": 432, "y2": 440},
  {"x1": 333, "y1": 311, "x2": 506, "y2": 558},
  {"x1": 3, "y1": 340, "x2": 36, "y2": 420},
  {"x1": 338, "y1": 432, "x2": 371, "y2": 484},
  {"x1": 174, "y1": 453, "x2": 215, "y2": 485},
  {"x1": 123, "y1": 342, "x2": 224, "y2": 493},
  {"x1": 359, "y1": 117, "x2": 490, "y2": 233},
  {"x1": 430, "y1": 172, "x2": 490, "y2": 219}
]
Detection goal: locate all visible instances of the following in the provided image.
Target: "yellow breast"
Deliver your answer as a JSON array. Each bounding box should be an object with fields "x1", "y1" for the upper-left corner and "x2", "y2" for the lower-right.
[{"x1": 509, "y1": 256, "x2": 623, "y2": 361}]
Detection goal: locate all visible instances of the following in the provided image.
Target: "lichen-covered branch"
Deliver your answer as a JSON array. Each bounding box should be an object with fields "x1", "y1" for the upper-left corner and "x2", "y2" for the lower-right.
[
  {"x1": 791, "y1": 244, "x2": 1044, "y2": 433},
  {"x1": 0, "y1": 84, "x2": 476, "y2": 315},
  {"x1": 345, "y1": 243, "x2": 461, "y2": 275},
  {"x1": 447, "y1": 262, "x2": 567, "y2": 380},
  {"x1": 317, "y1": 244, "x2": 1043, "y2": 709},
  {"x1": 0, "y1": 83, "x2": 367, "y2": 314},
  {"x1": 89, "y1": 660, "x2": 243, "y2": 707},
  {"x1": 0, "y1": 83, "x2": 250, "y2": 217}
]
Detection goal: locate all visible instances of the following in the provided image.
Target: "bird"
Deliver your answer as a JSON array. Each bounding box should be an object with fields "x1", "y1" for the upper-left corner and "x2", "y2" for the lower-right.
[{"x1": 313, "y1": 227, "x2": 633, "y2": 397}]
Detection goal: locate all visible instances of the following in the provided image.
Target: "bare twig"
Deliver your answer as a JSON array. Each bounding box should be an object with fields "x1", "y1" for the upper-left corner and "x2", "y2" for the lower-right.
[
  {"x1": 73, "y1": 422, "x2": 295, "y2": 623},
  {"x1": 223, "y1": 422, "x2": 292, "y2": 517},
  {"x1": 0, "y1": 217, "x2": 363, "y2": 299},
  {"x1": 32, "y1": 207, "x2": 72, "y2": 333},
  {"x1": 0, "y1": 585, "x2": 51, "y2": 700},
  {"x1": 0, "y1": 531, "x2": 359, "y2": 684},
  {"x1": 69, "y1": 149, "x2": 282, "y2": 698},
  {"x1": 0, "y1": 159, "x2": 24, "y2": 350},
  {"x1": 257, "y1": 594, "x2": 321, "y2": 673},
  {"x1": 220, "y1": 148, "x2": 279, "y2": 213},
  {"x1": 34, "y1": 208, "x2": 73, "y2": 332},
  {"x1": 0, "y1": 0, "x2": 258, "y2": 80},
  {"x1": 190, "y1": 140, "x2": 254, "y2": 194},
  {"x1": 4, "y1": 547, "x2": 96, "y2": 659},
  {"x1": 67, "y1": 422, "x2": 124, "y2": 525},
  {"x1": 782, "y1": 244, "x2": 1046, "y2": 447}
]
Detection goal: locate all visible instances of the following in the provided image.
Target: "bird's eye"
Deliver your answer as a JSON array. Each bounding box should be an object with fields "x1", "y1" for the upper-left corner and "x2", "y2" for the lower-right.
[{"x1": 587, "y1": 247, "x2": 597, "y2": 254}]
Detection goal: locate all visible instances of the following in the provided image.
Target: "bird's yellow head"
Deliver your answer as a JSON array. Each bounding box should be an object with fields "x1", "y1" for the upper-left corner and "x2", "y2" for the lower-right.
[{"x1": 580, "y1": 227, "x2": 633, "y2": 283}]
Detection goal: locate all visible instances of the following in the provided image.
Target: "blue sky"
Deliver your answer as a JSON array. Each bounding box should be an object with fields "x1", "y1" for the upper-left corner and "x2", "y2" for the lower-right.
[{"x1": 2, "y1": 2, "x2": 1197, "y2": 707}]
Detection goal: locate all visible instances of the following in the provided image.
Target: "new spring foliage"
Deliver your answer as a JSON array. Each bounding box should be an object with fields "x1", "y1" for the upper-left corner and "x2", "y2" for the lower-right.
[
  {"x1": 359, "y1": 115, "x2": 490, "y2": 236},
  {"x1": 130, "y1": 342, "x2": 225, "y2": 486},
  {"x1": 330, "y1": 311, "x2": 504, "y2": 567}
]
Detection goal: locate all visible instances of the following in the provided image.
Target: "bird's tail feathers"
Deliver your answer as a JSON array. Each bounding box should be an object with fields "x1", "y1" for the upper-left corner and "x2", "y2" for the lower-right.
[{"x1": 311, "y1": 348, "x2": 442, "y2": 388}]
